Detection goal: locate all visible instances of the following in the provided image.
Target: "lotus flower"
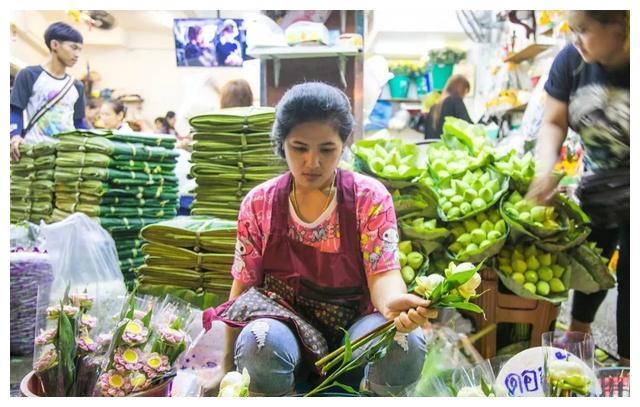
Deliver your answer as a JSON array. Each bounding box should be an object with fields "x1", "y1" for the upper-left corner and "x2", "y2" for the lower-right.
[
  {"x1": 143, "y1": 352, "x2": 170, "y2": 378},
  {"x1": 114, "y1": 347, "x2": 144, "y2": 372},
  {"x1": 69, "y1": 293, "x2": 95, "y2": 310},
  {"x1": 218, "y1": 368, "x2": 250, "y2": 397},
  {"x1": 158, "y1": 326, "x2": 185, "y2": 346},
  {"x1": 99, "y1": 370, "x2": 132, "y2": 397},
  {"x1": 46, "y1": 304, "x2": 79, "y2": 320},
  {"x1": 445, "y1": 262, "x2": 481, "y2": 299},
  {"x1": 121, "y1": 320, "x2": 149, "y2": 345},
  {"x1": 77, "y1": 335, "x2": 98, "y2": 353},
  {"x1": 34, "y1": 348, "x2": 58, "y2": 372},
  {"x1": 414, "y1": 274, "x2": 445, "y2": 299},
  {"x1": 80, "y1": 314, "x2": 97, "y2": 330},
  {"x1": 129, "y1": 371, "x2": 151, "y2": 392},
  {"x1": 34, "y1": 328, "x2": 57, "y2": 346},
  {"x1": 457, "y1": 385, "x2": 487, "y2": 397}
]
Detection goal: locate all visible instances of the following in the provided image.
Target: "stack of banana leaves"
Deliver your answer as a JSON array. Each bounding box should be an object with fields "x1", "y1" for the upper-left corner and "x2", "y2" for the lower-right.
[
  {"x1": 137, "y1": 216, "x2": 237, "y2": 309},
  {"x1": 189, "y1": 106, "x2": 287, "y2": 220},
  {"x1": 10, "y1": 142, "x2": 57, "y2": 224},
  {"x1": 51, "y1": 129, "x2": 180, "y2": 286}
]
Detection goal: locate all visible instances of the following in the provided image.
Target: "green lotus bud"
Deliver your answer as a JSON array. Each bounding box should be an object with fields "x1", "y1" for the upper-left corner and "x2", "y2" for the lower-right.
[
  {"x1": 479, "y1": 239, "x2": 493, "y2": 250},
  {"x1": 525, "y1": 270, "x2": 539, "y2": 283},
  {"x1": 441, "y1": 201, "x2": 453, "y2": 212},
  {"x1": 397, "y1": 164, "x2": 411, "y2": 176},
  {"x1": 479, "y1": 172, "x2": 491, "y2": 184},
  {"x1": 424, "y1": 219, "x2": 437, "y2": 230},
  {"x1": 543, "y1": 219, "x2": 560, "y2": 229},
  {"x1": 466, "y1": 243, "x2": 479, "y2": 253},
  {"x1": 398, "y1": 252, "x2": 407, "y2": 267},
  {"x1": 437, "y1": 170, "x2": 451, "y2": 179},
  {"x1": 412, "y1": 217, "x2": 424, "y2": 226},
  {"x1": 531, "y1": 206, "x2": 546, "y2": 223},
  {"x1": 538, "y1": 266, "x2": 553, "y2": 282},
  {"x1": 398, "y1": 241, "x2": 413, "y2": 255},
  {"x1": 448, "y1": 242, "x2": 463, "y2": 253},
  {"x1": 438, "y1": 196, "x2": 447, "y2": 206},
  {"x1": 464, "y1": 188, "x2": 478, "y2": 202},
  {"x1": 519, "y1": 212, "x2": 531, "y2": 222},
  {"x1": 447, "y1": 207, "x2": 461, "y2": 218},
  {"x1": 401, "y1": 266, "x2": 416, "y2": 284},
  {"x1": 383, "y1": 164, "x2": 398, "y2": 175},
  {"x1": 459, "y1": 202, "x2": 472, "y2": 215},
  {"x1": 487, "y1": 230, "x2": 502, "y2": 241},
  {"x1": 494, "y1": 219, "x2": 507, "y2": 234},
  {"x1": 512, "y1": 259, "x2": 527, "y2": 274},
  {"x1": 463, "y1": 219, "x2": 480, "y2": 233},
  {"x1": 451, "y1": 195, "x2": 464, "y2": 205},
  {"x1": 456, "y1": 180, "x2": 470, "y2": 195},
  {"x1": 488, "y1": 210, "x2": 502, "y2": 223},
  {"x1": 374, "y1": 144, "x2": 388, "y2": 159},
  {"x1": 551, "y1": 264, "x2": 565, "y2": 278},
  {"x1": 451, "y1": 225, "x2": 466, "y2": 238},
  {"x1": 549, "y1": 278, "x2": 566, "y2": 293},
  {"x1": 481, "y1": 220, "x2": 494, "y2": 233},
  {"x1": 441, "y1": 188, "x2": 455, "y2": 198},
  {"x1": 369, "y1": 158, "x2": 385, "y2": 172},
  {"x1": 508, "y1": 191, "x2": 524, "y2": 204},
  {"x1": 457, "y1": 233, "x2": 472, "y2": 246},
  {"x1": 499, "y1": 264, "x2": 513, "y2": 275},
  {"x1": 498, "y1": 256, "x2": 510, "y2": 266},
  {"x1": 526, "y1": 256, "x2": 540, "y2": 271},
  {"x1": 475, "y1": 212, "x2": 488, "y2": 223},
  {"x1": 487, "y1": 179, "x2": 500, "y2": 194},
  {"x1": 462, "y1": 172, "x2": 474, "y2": 185},
  {"x1": 407, "y1": 252, "x2": 424, "y2": 269},
  {"x1": 523, "y1": 245, "x2": 536, "y2": 259},
  {"x1": 536, "y1": 281, "x2": 550, "y2": 296},
  {"x1": 472, "y1": 179, "x2": 484, "y2": 192},
  {"x1": 504, "y1": 207, "x2": 519, "y2": 219},
  {"x1": 512, "y1": 247, "x2": 525, "y2": 261},
  {"x1": 431, "y1": 158, "x2": 447, "y2": 172},
  {"x1": 512, "y1": 272, "x2": 525, "y2": 285},
  {"x1": 470, "y1": 229, "x2": 486, "y2": 245},
  {"x1": 539, "y1": 253, "x2": 552, "y2": 267},
  {"x1": 544, "y1": 207, "x2": 556, "y2": 221},
  {"x1": 448, "y1": 162, "x2": 461, "y2": 173},
  {"x1": 514, "y1": 200, "x2": 530, "y2": 212},
  {"x1": 472, "y1": 169, "x2": 483, "y2": 179},
  {"x1": 472, "y1": 198, "x2": 486, "y2": 210},
  {"x1": 523, "y1": 282, "x2": 537, "y2": 294},
  {"x1": 479, "y1": 187, "x2": 493, "y2": 202}
]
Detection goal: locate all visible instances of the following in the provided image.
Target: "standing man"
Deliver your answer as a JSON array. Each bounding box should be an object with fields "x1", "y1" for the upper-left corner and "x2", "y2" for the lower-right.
[{"x1": 10, "y1": 22, "x2": 87, "y2": 161}]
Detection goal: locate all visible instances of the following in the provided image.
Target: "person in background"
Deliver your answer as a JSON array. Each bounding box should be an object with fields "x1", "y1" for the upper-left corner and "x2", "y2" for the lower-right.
[
  {"x1": 423, "y1": 74, "x2": 471, "y2": 140},
  {"x1": 84, "y1": 97, "x2": 101, "y2": 129},
  {"x1": 215, "y1": 19, "x2": 243, "y2": 66},
  {"x1": 99, "y1": 100, "x2": 133, "y2": 133},
  {"x1": 164, "y1": 111, "x2": 178, "y2": 136},
  {"x1": 526, "y1": 10, "x2": 629, "y2": 365},
  {"x1": 154, "y1": 116, "x2": 166, "y2": 133},
  {"x1": 10, "y1": 21, "x2": 87, "y2": 161},
  {"x1": 219, "y1": 78, "x2": 253, "y2": 108},
  {"x1": 184, "y1": 25, "x2": 215, "y2": 66}
]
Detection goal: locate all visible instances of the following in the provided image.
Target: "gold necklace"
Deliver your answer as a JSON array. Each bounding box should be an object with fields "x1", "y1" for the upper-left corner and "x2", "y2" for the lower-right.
[{"x1": 291, "y1": 173, "x2": 336, "y2": 219}]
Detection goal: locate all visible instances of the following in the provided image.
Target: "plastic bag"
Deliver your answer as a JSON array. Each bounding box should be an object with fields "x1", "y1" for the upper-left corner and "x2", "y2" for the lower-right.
[{"x1": 40, "y1": 212, "x2": 125, "y2": 301}]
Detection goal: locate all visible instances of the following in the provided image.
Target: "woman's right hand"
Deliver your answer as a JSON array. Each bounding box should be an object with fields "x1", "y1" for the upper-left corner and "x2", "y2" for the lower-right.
[
  {"x1": 10, "y1": 136, "x2": 24, "y2": 161},
  {"x1": 526, "y1": 174, "x2": 561, "y2": 205}
]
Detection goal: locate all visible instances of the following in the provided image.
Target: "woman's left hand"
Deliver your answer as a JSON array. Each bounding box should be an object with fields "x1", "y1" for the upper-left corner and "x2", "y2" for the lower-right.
[{"x1": 384, "y1": 294, "x2": 438, "y2": 333}]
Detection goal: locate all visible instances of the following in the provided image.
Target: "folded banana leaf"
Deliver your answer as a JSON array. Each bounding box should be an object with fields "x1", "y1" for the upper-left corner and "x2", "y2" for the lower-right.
[
  {"x1": 57, "y1": 129, "x2": 175, "y2": 149},
  {"x1": 57, "y1": 135, "x2": 178, "y2": 162},
  {"x1": 54, "y1": 167, "x2": 178, "y2": 186},
  {"x1": 56, "y1": 192, "x2": 175, "y2": 208},
  {"x1": 140, "y1": 216, "x2": 237, "y2": 252},
  {"x1": 399, "y1": 219, "x2": 450, "y2": 242},
  {"x1": 10, "y1": 169, "x2": 54, "y2": 181},
  {"x1": 11, "y1": 200, "x2": 53, "y2": 214},
  {"x1": 137, "y1": 283, "x2": 226, "y2": 309},
  {"x1": 119, "y1": 256, "x2": 145, "y2": 270},
  {"x1": 16, "y1": 142, "x2": 57, "y2": 158},
  {"x1": 569, "y1": 243, "x2": 615, "y2": 290},
  {"x1": 11, "y1": 155, "x2": 56, "y2": 173},
  {"x1": 142, "y1": 242, "x2": 234, "y2": 271},
  {"x1": 189, "y1": 106, "x2": 275, "y2": 132},
  {"x1": 441, "y1": 116, "x2": 496, "y2": 158},
  {"x1": 55, "y1": 181, "x2": 178, "y2": 199},
  {"x1": 190, "y1": 207, "x2": 241, "y2": 220},
  {"x1": 11, "y1": 191, "x2": 53, "y2": 203},
  {"x1": 567, "y1": 255, "x2": 602, "y2": 294},
  {"x1": 117, "y1": 246, "x2": 143, "y2": 261},
  {"x1": 10, "y1": 179, "x2": 55, "y2": 193},
  {"x1": 54, "y1": 201, "x2": 177, "y2": 218},
  {"x1": 116, "y1": 239, "x2": 145, "y2": 252},
  {"x1": 56, "y1": 152, "x2": 175, "y2": 174},
  {"x1": 351, "y1": 138, "x2": 427, "y2": 182},
  {"x1": 392, "y1": 187, "x2": 438, "y2": 220},
  {"x1": 191, "y1": 149, "x2": 284, "y2": 167},
  {"x1": 190, "y1": 163, "x2": 283, "y2": 181},
  {"x1": 50, "y1": 208, "x2": 171, "y2": 232},
  {"x1": 10, "y1": 211, "x2": 50, "y2": 224},
  {"x1": 191, "y1": 200, "x2": 242, "y2": 211},
  {"x1": 192, "y1": 138, "x2": 273, "y2": 152}
]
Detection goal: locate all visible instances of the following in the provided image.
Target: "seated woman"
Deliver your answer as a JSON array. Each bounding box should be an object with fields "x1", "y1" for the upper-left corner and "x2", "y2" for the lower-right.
[
  {"x1": 99, "y1": 100, "x2": 133, "y2": 133},
  {"x1": 202, "y1": 82, "x2": 436, "y2": 396}
]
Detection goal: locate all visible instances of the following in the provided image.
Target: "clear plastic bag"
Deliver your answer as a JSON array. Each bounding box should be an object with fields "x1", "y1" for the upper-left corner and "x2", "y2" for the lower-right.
[{"x1": 40, "y1": 212, "x2": 125, "y2": 301}]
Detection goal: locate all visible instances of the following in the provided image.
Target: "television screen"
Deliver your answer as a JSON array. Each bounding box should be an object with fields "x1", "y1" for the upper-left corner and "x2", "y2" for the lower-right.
[{"x1": 174, "y1": 18, "x2": 249, "y2": 67}]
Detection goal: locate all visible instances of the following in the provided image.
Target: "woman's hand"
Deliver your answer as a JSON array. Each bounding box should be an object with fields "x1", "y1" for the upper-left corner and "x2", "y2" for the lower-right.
[
  {"x1": 526, "y1": 174, "x2": 561, "y2": 205},
  {"x1": 383, "y1": 293, "x2": 438, "y2": 333}
]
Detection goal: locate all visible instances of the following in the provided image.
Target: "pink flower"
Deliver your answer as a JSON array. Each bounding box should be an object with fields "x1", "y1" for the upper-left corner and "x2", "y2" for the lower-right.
[
  {"x1": 34, "y1": 328, "x2": 57, "y2": 346},
  {"x1": 70, "y1": 293, "x2": 95, "y2": 309},
  {"x1": 46, "y1": 304, "x2": 79, "y2": 320},
  {"x1": 77, "y1": 335, "x2": 98, "y2": 353},
  {"x1": 121, "y1": 320, "x2": 149, "y2": 345},
  {"x1": 80, "y1": 314, "x2": 97, "y2": 330},
  {"x1": 99, "y1": 370, "x2": 132, "y2": 397},
  {"x1": 133, "y1": 309, "x2": 148, "y2": 320},
  {"x1": 97, "y1": 333, "x2": 112, "y2": 346},
  {"x1": 114, "y1": 347, "x2": 144, "y2": 372},
  {"x1": 158, "y1": 326, "x2": 186, "y2": 346},
  {"x1": 143, "y1": 352, "x2": 170, "y2": 378},
  {"x1": 34, "y1": 348, "x2": 58, "y2": 372}
]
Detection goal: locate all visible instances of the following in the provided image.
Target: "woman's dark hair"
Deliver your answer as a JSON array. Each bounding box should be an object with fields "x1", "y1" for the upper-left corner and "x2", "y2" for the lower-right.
[
  {"x1": 220, "y1": 79, "x2": 253, "y2": 108},
  {"x1": 583, "y1": 10, "x2": 630, "y2": 43},
  {"x1": 187, "y1": 26, "x2": 202, "y2": 42},
  {"x1": 105, "y1": 100, "x2": 127, "y2": 116},
  {"x1": 430, "y1": 74, "x2": 471, "y2": 132},
  {"x1": 165, "y1": 111, "x2": 176, "y2": 120},
  {"x1": 87, "y1": 97, "x2": 101, "y2": 109},
  {"x1": 271, "y1": 82, "x2": 354, "y2": 159},
  {"x1": 154, "y1": 117, "x2": 165, "y2": 125},
  {"x1": 44, "y1": 22, "x2": 83, "y2": 50}
]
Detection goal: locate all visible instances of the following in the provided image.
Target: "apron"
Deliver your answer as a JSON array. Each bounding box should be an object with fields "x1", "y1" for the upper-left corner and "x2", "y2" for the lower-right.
[{"x1": 202, "y1": 169, "x2": 373, "y2": 366}]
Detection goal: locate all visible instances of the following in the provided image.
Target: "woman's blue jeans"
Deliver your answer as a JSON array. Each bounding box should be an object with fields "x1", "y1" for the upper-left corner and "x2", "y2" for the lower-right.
[{"x1": 234, "y1": 313, "x2": 426, "y2": 396}]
